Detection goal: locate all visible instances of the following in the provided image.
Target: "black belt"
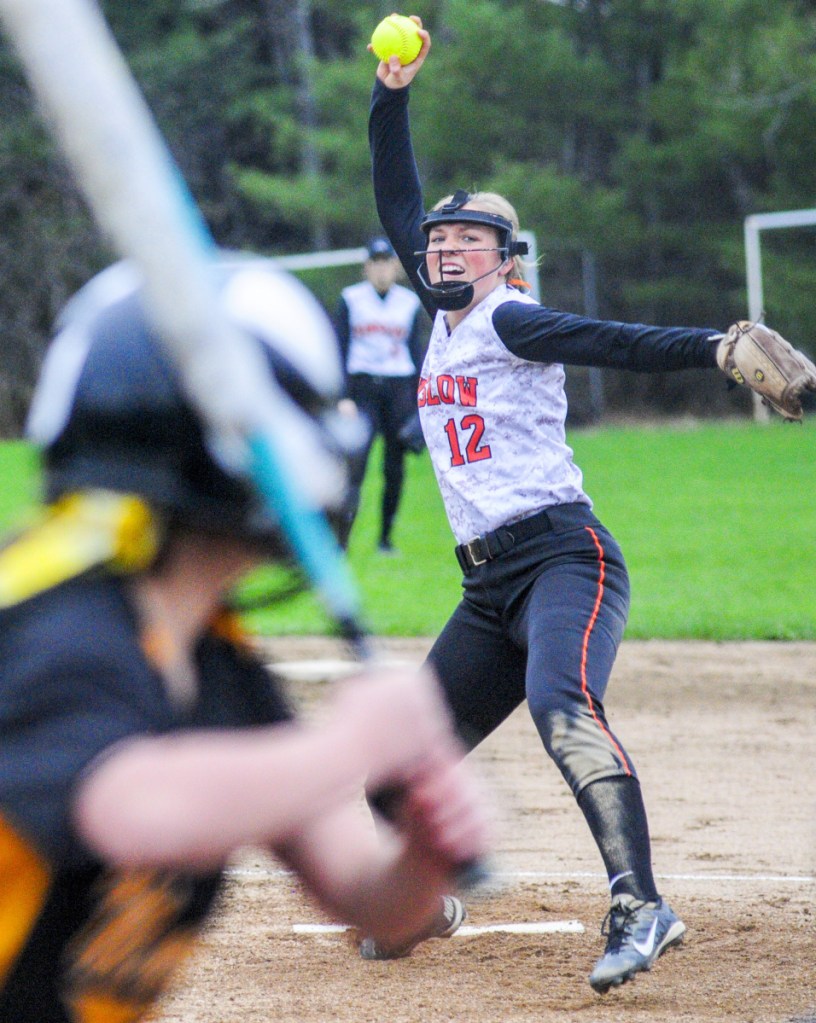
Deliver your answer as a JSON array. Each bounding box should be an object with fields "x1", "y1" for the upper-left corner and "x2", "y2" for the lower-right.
[{"x1": 455, "y1": 508, "x2": 553, "y2": 573}]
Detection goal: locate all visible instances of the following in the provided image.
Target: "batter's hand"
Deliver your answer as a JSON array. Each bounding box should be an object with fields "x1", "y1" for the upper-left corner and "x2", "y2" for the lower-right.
[
  {"x1": 370, "y1": 15, "x2": 431, "y2": 89},
  {"x1": 328, "y1": 665, "x2": 462, "y2": 793},
  {"x1": 396, "y1": 758, "x2": 492, "y2": 878},
  {"x1": 328, "y1": 667, "x2": 491, "y2": 887}
]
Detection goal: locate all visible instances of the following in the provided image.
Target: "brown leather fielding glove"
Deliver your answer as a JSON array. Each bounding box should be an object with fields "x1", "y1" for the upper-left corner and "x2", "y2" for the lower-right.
[{"x1": 716, "y1": 321, "x2": 816, "y2": 421}]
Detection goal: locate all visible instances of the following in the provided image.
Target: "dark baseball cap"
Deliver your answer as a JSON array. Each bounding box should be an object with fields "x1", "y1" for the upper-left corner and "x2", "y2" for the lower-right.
[{"x1": 366, "y1": 237, "x2": 396, "y2": 260}]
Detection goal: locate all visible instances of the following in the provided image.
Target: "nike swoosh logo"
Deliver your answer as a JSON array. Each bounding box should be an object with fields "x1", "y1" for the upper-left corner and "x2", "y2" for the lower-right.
[{"x1": 632, "y1": 918, "x2": 659, "y2": 957}]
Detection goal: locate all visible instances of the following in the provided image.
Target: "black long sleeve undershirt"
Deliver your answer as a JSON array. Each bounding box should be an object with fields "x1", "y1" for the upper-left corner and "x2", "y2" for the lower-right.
[{"x1": 369, "y1": 79, "x2": 721, "y2": 374}]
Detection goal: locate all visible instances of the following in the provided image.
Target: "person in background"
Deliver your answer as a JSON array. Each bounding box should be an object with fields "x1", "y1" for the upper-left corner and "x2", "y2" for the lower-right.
[
  {"x1": 0, "y1": 256, "x2": 489, "y2": 1021},
  {"x1": 335, "y1": 237, "x2": 426, "y2": 554}
]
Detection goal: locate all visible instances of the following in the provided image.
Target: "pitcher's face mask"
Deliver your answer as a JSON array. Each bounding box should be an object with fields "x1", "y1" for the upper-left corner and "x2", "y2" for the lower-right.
[{"x1": 414, "y1": 190, "x2": 528, "y2": 310}]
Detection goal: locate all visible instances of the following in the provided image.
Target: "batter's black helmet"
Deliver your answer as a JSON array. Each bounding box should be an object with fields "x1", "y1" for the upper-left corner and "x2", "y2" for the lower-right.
[{"x1": 26, "y1": 256, "x2": 362, "y2": 556}]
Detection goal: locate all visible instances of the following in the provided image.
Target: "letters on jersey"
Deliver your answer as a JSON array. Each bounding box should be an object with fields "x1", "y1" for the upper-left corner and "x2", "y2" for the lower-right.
[{"x1": 418, "y1": 286, "x2": 589, "y2": 543}]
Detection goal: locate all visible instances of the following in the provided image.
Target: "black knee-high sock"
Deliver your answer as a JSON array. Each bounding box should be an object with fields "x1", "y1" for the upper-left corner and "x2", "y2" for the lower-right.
[{"x1": 577, "y1": 775, "x2": 659, "y2": 902}]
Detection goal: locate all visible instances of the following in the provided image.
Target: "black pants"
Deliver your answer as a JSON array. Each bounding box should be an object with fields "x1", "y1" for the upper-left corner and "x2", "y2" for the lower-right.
[
  {"x1": 341, "y1": 373, "x2": 417, "y2": 547},
  {"x1": 427, "y1": 503, "x2": 633, "y2": 797}
]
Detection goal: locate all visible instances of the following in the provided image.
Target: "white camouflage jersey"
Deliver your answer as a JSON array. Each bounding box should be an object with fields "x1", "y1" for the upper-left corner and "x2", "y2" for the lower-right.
[
  {"x1": 419, "y1": 285, "x2": 590, "y2": 544},
  {"x1": 342, "y1": 281, "x2": 420, "y2": 376}
]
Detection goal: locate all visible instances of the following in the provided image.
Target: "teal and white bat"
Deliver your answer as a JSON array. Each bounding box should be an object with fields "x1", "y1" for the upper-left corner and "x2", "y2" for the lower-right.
[{"x1": 0, "y1": 0, "x2": 367, "y2": 649}]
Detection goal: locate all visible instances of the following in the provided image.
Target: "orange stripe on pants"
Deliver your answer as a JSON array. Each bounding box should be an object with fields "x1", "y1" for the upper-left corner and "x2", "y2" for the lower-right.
[{"x1": 580, "y1": 526, "x2": 631, "y2": 775}]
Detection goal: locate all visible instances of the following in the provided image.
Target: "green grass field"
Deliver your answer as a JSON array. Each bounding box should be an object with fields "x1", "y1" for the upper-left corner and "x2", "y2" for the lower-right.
[
  {"x1": 1, "y1": 421, "x2": 814, "y2": 640},
  {"x1": 0, "y1": 442, "x2": 40, "y2": 529}
]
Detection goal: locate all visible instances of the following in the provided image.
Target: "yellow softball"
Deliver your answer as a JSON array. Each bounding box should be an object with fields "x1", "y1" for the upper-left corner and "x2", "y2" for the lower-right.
[{"x1": 370, "y1": 14, "x2": 422, "y2": 66}]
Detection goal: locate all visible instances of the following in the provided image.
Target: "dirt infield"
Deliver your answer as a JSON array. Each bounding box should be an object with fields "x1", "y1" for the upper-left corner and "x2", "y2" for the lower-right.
[{"x1": 155, "y1": 639, "x2": 816, "y2": 1023}]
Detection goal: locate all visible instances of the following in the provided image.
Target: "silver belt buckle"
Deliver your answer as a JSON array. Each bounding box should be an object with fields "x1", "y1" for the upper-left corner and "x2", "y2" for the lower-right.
[{"x1": 465, "y1": 538, "x2": 487, "y2": 567}]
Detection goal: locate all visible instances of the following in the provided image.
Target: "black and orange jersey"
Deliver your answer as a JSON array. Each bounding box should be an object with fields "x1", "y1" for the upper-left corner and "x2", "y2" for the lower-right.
[{"x1": 0, "y1": 572, "x2": 293, "y2": 1022}]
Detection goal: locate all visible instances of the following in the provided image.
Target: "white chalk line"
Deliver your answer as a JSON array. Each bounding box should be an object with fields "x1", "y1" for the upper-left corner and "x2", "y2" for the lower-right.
[
  {"x1": 507, "y1": 870, "x2": 816, "y2": 883},
  {"x1": 274, "y1": 659, "x2": 413, "y2": 681},
  {"x1": 231, "y1": 866, "x2": 810, "y2": 941},
  {"x1": 226, "y1": 866, "x2": 814, "y2": 884},
  {"x1": 293, "y1": 920, "x2": 584, "y2": 936}
]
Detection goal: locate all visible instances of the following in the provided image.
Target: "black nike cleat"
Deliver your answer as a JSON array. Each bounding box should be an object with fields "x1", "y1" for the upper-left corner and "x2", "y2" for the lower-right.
[
  {"x1": 359, "y1": 895, "x2": 466, "y2": 960},
  {"x1": 589, "y1": 894, "x2": 686, "y2": 993}
]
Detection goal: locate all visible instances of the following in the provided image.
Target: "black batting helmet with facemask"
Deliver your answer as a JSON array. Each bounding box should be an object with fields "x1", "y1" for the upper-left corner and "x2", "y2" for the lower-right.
[
  {"x1": 23, "y1": 256, "x2": 366, "y2": 583},
  {"x1": 414, "y1": 189, "x2": 529, "y2": 310}
]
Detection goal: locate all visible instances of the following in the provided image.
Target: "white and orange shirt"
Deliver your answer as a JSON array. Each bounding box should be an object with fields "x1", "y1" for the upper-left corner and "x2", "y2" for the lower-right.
[
  {"x1": 341, "y1": 280, "x2": 421, "y2": 377},
  {"x1": 419, "y1": 286, "x2": 588, "y2": 543}
]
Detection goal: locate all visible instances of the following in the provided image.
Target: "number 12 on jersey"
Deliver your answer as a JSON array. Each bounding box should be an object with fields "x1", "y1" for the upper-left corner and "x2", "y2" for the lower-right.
[{"x1": 444, "y1": 415, "x2": 492, "y2": 467}]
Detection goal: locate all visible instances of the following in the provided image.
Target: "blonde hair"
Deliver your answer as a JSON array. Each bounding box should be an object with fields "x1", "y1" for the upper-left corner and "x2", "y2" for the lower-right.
[{"x1": 432, "y1": 191, "x2": 531, "y2": 290}]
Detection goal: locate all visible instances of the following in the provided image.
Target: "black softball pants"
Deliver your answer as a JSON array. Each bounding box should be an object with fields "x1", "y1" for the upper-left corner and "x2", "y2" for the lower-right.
[
  {"x1": 426, "y1": 502, "x2": 635, "y2": 798},
  {"x1": 342, "y1": 373, "x2": 417, "y2": 546}
]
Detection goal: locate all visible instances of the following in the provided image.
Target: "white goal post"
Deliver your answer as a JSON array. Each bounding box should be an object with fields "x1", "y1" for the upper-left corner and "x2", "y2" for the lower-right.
[{"x1": 744, "y1": 207, "x2": 816, "y2": 422}]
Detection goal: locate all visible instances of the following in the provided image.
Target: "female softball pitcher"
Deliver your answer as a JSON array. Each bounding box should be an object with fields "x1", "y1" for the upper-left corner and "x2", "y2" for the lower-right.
[{"x1": 364, "y1": 17, "x2": 816, "y2": 994}]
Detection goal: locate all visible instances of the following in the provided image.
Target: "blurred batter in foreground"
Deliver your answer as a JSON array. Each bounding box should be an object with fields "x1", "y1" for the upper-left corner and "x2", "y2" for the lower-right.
[{"x1": 0, "y1": 257, "x2": 489, "y2": 1021}]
